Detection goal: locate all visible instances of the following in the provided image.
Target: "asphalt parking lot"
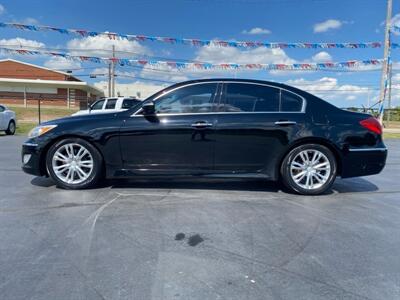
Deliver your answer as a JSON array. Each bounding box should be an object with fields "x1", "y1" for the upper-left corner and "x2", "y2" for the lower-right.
[{"x1": 0, "y1": 135, "x2": 399, "y2": 300}]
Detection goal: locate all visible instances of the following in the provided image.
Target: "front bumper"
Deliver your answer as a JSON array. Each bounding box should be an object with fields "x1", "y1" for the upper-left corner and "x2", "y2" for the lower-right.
[
  {"x1": 21, "y1": 141, "x2": 45, "y2": 176},
  {"x1": 341, "y1": 147, "x2": 387, "y2": 178}
]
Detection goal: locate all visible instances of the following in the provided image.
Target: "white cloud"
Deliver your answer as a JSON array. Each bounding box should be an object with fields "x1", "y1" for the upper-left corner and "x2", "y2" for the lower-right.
[
  {"x1": 20, "y1": 17, "x2": 39, "y2": 25},
  {"x1": 136, "y1": 43, "x2": 309, "y2": 82},
  {"x1": 137, "y1": 44, "x2": 297, "y2": 82},
  {"x1": 285, "y1": 77, "x2": 374, "y2": 106},
  {"x1": 242, "y1": 27, "x2": 271, "y2": 35},
  {"x1": 390, "y1": 13, "x2": 400, "y2": 36},
  {"x1": 67, "y1": 35, "x2": 150, "y2": 58},
  {"x1": 391, "y1": 72, "x2": 400, "y2": 83},
  {"x1": 90, "y1": 67, "x2": 109, "y2": 76},
  {"x1": 195, "y1": 44, "x2": 295, "y2": 65},
  {"x1": 93, "y1": 80, "x2": 165, "y2": 99},
  {"x1": 0, "y1": 4, "x2": 5, "y2": 15},
  {"x1": 140, "y1": 65, "x2": 190, "y2": 83},
  {"x1": 311, "y1": 51, "x2": 332, "y2": 62},
  {"x1": 0, "y1": 38, "x2": 45, "y2": 59},
  {"x1": 43, "y1": 56, "x2": 81, "y2": 70},
  {"x1": 346, "y1": 95, "x2": 357, "y2": 101},
  {"x1": 0, "y1": 37, "x2": 45, "y2": 49},
  {"x1": 387, "y1": 72, "x2": 400, "y2": 106},
  {"x1": 313, "y1": 19, "x2": 342, "y2": 33}
]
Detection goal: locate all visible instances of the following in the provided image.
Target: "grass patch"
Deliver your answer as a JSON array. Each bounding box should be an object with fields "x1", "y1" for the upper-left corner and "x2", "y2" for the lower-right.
[
  {"x1": 16, "y1": 122, "x2": 37, "y2": 135},
  {"x1": 384, "y1": 132, "x2": 400, "y2": 139},
  {"x1": 384, "y1": 121, "x2": 400, "y2": 129},
  {"x1": 8, "y1": 105, "x2": 78, "y2": 123}
]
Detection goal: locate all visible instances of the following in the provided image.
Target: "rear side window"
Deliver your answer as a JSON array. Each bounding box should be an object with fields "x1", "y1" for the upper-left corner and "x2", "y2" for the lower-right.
[
  {"x1": 281, "y1": 90, "x2": 303, "y2": 112},
  {"x1": 0, "y1": 105, "x2": 5, "y2": 112},
  {"x1": 223, "y1": 83, "x2": 280, "y2": 112},
  {"x1": 105, "y1": 99, "x2": 117, "y2": 109},
  {"x1": 122, "y1": 99, "x2": 140, "y2": 109}
]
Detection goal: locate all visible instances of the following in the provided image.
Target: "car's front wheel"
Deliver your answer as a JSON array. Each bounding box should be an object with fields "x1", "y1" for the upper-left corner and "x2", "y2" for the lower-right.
[
  {"x1": 46, "y1": 138, "x2": 103, "y2": 189},
  {"x1": 280, "y1": 144, "x2": 337, "y2": 195},
  {"x1": 5, "y1": 120, "x2": 15, "y2": 135}
]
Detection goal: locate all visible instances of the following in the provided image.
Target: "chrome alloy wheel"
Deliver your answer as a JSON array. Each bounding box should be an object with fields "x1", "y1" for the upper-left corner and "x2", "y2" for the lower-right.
[
  {"x1": 51, "y1": 143, "x2": 94, "y2": 184},
  {"x1": 290, "y1": 149, "x2": 331, "y2": 190}
]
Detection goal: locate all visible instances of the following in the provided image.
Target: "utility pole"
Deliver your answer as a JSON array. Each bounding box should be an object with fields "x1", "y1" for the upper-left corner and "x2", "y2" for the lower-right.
[
  {"x1": 387, "y1": 62, "x2": 393, "y2": 125},
  {"x1": 378, "y1": 0, "x2": 392, "y2": 124},
  {"x1": 108, "y1": 63, "x2": 111, "y2": 97},
  {"x1": 111, "y1": 45, "x2": 116, "y2": 97}
]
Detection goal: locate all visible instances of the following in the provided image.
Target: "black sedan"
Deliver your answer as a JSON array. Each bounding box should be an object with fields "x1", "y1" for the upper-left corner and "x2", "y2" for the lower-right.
[{"x1": 21, "y1": 79, "x2": 387, "y2": 195}]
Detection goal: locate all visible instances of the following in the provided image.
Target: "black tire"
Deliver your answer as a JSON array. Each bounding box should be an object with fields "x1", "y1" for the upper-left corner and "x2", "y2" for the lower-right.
[
  {"x1": 280, "y1": 144, "x2": 337, "y2": 195},
  {"x1": 46, "y1": 138, "x2": 103, "y2": 189},
  {"x1": 5, "y1": 120, "x2": 16, "y2": 135}
]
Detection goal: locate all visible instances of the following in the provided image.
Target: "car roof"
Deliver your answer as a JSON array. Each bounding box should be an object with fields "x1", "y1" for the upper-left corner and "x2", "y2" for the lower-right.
[
  {"x1": 165, "y1": 78, "x2": 309, "y2": 96},
  {"x1": 145, "y1": 78, "x2": 341, "y2": 112},
  {"x1": 99, "y1": 97, "x2": 138, "y2": 100}
]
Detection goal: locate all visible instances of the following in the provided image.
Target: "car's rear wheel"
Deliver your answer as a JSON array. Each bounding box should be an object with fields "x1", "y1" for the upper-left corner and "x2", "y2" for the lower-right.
[
  {"x1": 5, "y1": 120, "x2": 15, "y2": 135},
  {"x1": 46, "y1": 138, "x2": 103, "y2": 189},
  {"x1": 280, "y1": 144, "x2": 337, "y2": 195}
]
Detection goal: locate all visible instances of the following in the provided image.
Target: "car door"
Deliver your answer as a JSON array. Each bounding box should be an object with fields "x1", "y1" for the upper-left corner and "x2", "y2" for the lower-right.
[
  {"x1": 214, "y1": 82, "x2": 306, "y2": 176},
  {"x1": 119, "y1": 82, "x2": 220, "y2": 175},
  {"x1": 0, "y1": 105, "x2": 5, "y2": 130}
]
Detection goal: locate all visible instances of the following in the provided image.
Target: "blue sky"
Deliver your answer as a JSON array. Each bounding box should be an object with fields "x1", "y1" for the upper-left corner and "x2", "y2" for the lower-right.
[{"x1": 0, "y1": 0, "x2": 399, "y2": 107}]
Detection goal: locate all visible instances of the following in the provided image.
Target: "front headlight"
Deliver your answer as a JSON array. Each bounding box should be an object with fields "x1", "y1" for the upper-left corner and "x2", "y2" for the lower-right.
[{"x1": 28, "y1": 125, "x2": 58, "y2": 138}]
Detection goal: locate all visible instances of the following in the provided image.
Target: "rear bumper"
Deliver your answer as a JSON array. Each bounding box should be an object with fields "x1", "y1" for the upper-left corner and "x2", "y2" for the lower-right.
[
  {"x1": 341, "y1": 147, "x2": 387, "y2": 178},
  {"x1": 21, "y1": 142, "x2": 45, "y2": 176}
]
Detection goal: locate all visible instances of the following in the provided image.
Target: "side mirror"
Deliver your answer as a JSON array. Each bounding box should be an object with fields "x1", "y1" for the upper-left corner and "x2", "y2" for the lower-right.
[{"x1": 142, "y1": 101, "x2": 156, "y2": 115}]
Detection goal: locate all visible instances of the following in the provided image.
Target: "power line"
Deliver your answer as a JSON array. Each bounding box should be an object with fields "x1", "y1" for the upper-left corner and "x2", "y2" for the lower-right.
[{"x1": 114, "y1": 74, "x2": 175, "y2": 84}]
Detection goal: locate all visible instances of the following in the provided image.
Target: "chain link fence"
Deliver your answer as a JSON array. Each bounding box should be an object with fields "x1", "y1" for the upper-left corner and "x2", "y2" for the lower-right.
[{"x1": 0, "y1": 94, "x2": 98, "y2": 133}]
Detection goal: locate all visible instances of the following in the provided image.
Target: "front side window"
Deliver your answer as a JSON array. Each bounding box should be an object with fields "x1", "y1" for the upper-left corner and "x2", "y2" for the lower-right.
[
  {"x1": 154, "y1": 83, "x2": 218, "y2": 114},
  {"x1": 0, "y1": 105, "x2": 5, "y2": 112},
  {"x1": 105, "y1": 99, "x2": 117, "y2": 109},
  {"x1": 223, "y1": 83, "x2": 280, "y2": 112},
  {"x1": 91, "y1": 100, "x2": 105, "y2": 110}
]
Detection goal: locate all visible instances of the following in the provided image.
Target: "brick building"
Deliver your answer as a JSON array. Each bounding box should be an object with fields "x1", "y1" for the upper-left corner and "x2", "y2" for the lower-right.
[{"x1": 0, "y1": 59, "x2": 104, "y2": 108}]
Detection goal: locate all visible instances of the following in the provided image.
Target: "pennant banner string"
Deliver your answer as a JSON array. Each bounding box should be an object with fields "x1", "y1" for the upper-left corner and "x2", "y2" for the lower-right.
[
  {"x1": 0, "y1": 47, "x2": 385, "y2": 71},
  {"x1": 0, "y1": 22, "x2": 396, "y2": 49}
]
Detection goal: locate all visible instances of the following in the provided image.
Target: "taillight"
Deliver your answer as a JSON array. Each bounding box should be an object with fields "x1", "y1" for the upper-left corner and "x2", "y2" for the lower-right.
[{"x1": 359, "y1": 117, "x2": 382, "y2": 135}]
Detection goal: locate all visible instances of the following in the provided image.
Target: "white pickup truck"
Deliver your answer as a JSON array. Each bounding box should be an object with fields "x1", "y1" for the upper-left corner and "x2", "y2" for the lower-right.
[
  {"x1": 72, "y1": 97, "x2": 142, "y2": 116},
  {"x1": 0, "y1": 104, "x2": 16, "y2": 135}
]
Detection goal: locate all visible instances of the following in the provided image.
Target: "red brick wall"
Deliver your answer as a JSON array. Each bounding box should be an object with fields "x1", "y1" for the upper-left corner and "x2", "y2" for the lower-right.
[
  {"x1": 0, "y1": 90, "x2": 97, "y2": 108},
  {"x1": 0, "y1": 60, "x2": 80, "y2": 81}
]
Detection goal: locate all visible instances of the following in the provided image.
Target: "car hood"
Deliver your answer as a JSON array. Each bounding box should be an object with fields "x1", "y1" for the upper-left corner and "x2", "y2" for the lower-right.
[
  {"x1": 40, "y1": 112, "x2": 119, "y2": 126},
  {"x1": 71, "y1": 110, "x2": 90, "y2": 116}
]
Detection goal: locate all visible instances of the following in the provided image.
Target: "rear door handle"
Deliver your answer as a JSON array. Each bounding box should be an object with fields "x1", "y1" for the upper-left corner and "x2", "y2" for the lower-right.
[
  {"x1": 191, "y1": 121, "x2": 214, "y2": 128},
  {"x1": 274, "y1": 120, "x2": 297, "y2": 126}
]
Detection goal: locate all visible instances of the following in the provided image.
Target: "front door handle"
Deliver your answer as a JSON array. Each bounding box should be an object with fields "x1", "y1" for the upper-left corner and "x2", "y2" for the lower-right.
[
  {"x1": 274, "y1": 120, "x2": 297, "y2": 126},
  {"x1": 191, "y1": 121, "x2": 213, "y2": 128}
]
